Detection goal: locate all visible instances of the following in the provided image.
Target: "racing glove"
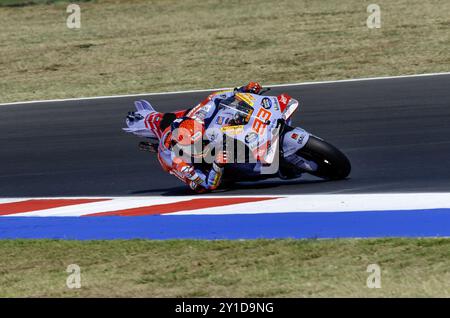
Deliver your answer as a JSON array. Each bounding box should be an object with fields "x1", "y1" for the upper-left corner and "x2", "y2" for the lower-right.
[{"x1": 237, "y1": 82, "x2": 262, "y2": 94}]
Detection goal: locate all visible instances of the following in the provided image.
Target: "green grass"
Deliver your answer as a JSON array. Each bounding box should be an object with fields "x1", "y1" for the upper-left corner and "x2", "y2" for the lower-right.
[
  {"x1": 1, "y1": 239, "x2": 450, "y2": 297},
  {"x1": 0, "y1": 0, "x2": 449, "y2": 103},
  {"x1": 0, "y1": 0, "x2": 93, "y2": 7}
]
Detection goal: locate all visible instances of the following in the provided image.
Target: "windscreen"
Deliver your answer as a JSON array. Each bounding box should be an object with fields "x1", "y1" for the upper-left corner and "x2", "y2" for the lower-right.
[{"x1": 218, "y1": 97, "x2": 254, "y2": 125}]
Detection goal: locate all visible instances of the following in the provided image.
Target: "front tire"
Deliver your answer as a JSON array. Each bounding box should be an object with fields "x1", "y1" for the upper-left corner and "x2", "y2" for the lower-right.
[{"x1": 296, "y1": 136, "x2": 351, "y2": 180}]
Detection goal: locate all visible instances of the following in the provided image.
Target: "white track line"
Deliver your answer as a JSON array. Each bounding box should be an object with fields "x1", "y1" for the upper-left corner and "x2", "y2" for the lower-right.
[
  {"x1": 1, "y1": 72, "x2": 449, "y2": 107},
  {"x1": 170, "y1": 193, "x2": 450, "y2": 215},
  {"x1": 2, "y1": 193, "x2": 450, "y2": 217}
]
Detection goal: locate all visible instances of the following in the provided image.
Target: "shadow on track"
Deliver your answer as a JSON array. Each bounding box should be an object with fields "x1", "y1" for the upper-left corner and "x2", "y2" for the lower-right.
[{"x1": 129, "y1": 178, "x2": 330, "y2": 196}]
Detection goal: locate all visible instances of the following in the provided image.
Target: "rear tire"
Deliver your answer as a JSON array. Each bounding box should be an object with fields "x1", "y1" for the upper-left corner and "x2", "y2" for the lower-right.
[{"x1": 296, "y1": 136, "x2": 351, "y2": 180}]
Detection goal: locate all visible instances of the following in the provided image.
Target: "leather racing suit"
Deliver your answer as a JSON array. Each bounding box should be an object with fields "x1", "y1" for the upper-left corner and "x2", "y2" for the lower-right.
[{"x1": 157, "y1": 83, "x2": 262, "y2": 193}]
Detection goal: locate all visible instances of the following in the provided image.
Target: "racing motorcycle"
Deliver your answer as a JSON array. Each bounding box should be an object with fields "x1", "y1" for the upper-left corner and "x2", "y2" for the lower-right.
[{"x1": 123, "y1": 89, "x2": 351, "y2": 186}]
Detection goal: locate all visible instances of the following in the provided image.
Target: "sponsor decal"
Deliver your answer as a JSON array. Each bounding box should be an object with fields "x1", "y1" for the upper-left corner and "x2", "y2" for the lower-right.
[
  {"x1": 216, "y1": 116, "x2": 224, "y2": 125},
  {"x1": 261, "y1": 97, "x2": 272, "y2": 110},
  {"x1": 245, "y1": 132, "x2": 259, "y2": 144},
  {"x1": 277, "y1": 94, "x2": 291, "y2": 112},
  {"x1": 272, "y1": 98, "x2": 280, "y2": 111},
  {"x1": 235, "y1": 93, "x2": 255, "y2": 106},
  {"x1": 290, "y1": 131, "x2": 305, "y2": 144},
  {"x1": 252, "y1": 107, "x2": 272, "y2": 135},
  {"x1": 193, "y1": 107, "x2": 211, "y2": 120},
  {"x1": 221, "y1": 125, "x2": 244, "y2": 135},
  {"x1": 190, "y1": 103, "x2": 212, "y2": 121}
]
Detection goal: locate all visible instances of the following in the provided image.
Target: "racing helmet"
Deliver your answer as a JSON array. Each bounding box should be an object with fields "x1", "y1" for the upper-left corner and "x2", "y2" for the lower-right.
[{"x1": 170, "y1": 117, "x2": 208, "y2": 159}]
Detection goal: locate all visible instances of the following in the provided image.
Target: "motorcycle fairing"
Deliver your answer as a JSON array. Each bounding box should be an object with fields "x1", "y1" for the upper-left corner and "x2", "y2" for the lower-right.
[
  {"x1": 207, "y1": 93, "x2": 289, "y2": 163},
  {"x1": 123, "y1": 100, "x2": 160, "y2": 139},
  {"x1": 282, "y1": 127, "x2": 310, "y2": 157},
  {"x1": 123, "y1": 100, "x2": 187, "y2": 140}
]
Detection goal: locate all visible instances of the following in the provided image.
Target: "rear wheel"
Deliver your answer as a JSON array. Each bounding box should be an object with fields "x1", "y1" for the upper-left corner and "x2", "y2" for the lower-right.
[{"x1": 296, "y1": 136, "x2": 351, "y2": 180}]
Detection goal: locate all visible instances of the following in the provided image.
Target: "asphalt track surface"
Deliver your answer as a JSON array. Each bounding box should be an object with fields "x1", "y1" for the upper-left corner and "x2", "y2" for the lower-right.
[{"x1": 1, "y1": 75, "x2": 449, "y2": 197}]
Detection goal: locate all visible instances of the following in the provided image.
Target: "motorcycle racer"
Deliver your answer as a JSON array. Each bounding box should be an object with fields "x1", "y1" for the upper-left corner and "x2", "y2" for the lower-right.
[
  {"x1": 124, "y1": 81, "x2": 351, "y2": 193},
  {"x1": 158, "y1": 82, "x2": 262, "y2": 193}
]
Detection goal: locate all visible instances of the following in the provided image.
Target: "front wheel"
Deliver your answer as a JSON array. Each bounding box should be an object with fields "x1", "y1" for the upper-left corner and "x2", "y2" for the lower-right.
[{"x1": 296, "y1": 136, "x2": 351, "y2": 180}]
